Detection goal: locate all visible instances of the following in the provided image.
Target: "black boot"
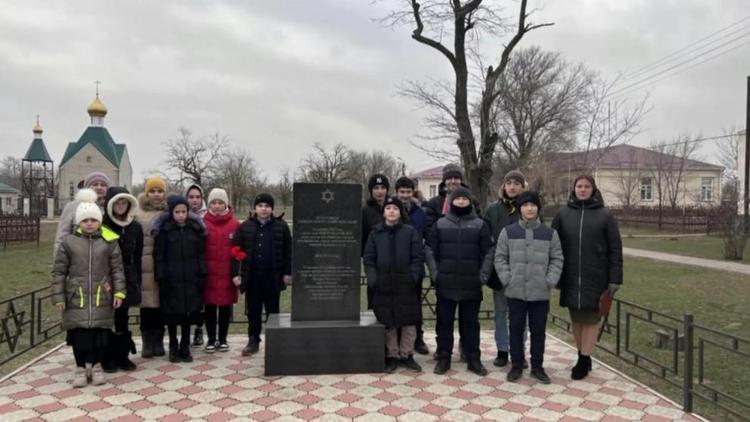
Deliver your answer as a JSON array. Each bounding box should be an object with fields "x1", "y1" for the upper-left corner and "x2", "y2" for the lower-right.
[
  {"x1": 102, "y1": 331, "x2": 119, "y2": 373},
  {"x1": 116, "y1": 332, "x2": 137, "y2": 371},
  {"x1": 168, "y1": 338, "x2": 180, "y2": 363},
  {"x1": 493, "y1": 351, "x2": 509, "y2": 368},
  {"x1": 152, "y1": 328, "x2": 166, "y2": 357},
  {"x1": 141, "y1": 329, "x2": 154, "y2": 358},
  {"x1": 571, "y1": 354, "x2": 591, "y2": 380},
  {"x1": 180, "y1": 336, "x2": 193, "y2": 363},
  {"x1": 384, "y1": 357, "x2": 399, "y2": 373},
  {"x1": 192, "y1": 327, "x2": 204, "y2": 347},
  {"x1": 414, "y1": 332, "x2": 429, "y2": 355},
  {"x1": 467, "y1": 357, "x2": 488, "y2": 376},
  {"x1": 434, "y1": 353, "x2": 451, "y2": 375}
]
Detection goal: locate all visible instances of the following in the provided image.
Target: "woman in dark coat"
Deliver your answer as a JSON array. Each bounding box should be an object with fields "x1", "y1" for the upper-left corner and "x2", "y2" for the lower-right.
[
  {"x1": 101, "y1": 186, "x2": 143, "y2": 372},
  {"x1": 551, "y1": 175, "x2": 623, "y2": 380},
  {"x1": 364, "y1": 196, "x2": 424, "y2": 373},
  {"x1": 154, "y1": 196, "x2": 207, "y2": 363}
]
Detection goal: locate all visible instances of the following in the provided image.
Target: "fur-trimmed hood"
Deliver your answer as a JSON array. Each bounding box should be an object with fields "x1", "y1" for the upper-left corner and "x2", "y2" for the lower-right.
[{"x1": 104, "y1": 187, "x2": 138, "y2": 227}]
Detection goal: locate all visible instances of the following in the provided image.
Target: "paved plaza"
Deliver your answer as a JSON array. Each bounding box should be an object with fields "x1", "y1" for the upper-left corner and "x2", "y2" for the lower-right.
[{"x1": 0, "y1": 332, "x2": 702, "y2": 421}]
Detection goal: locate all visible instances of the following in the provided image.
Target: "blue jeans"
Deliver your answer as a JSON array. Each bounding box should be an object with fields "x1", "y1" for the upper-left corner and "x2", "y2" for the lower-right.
[{"x1": 493, "y1": 289, "x2": 509, "y2": 352}]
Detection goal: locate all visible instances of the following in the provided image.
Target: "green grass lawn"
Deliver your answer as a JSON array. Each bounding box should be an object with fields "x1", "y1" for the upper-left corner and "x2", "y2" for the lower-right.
[{"x1": 622, "y1": 234, "x2": 750, "y2": 262}]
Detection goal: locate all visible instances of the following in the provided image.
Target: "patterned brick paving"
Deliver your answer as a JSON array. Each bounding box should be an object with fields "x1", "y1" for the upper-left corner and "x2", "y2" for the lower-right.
[{"x1": 0, "y1": 332, "x2": 703, "y2": 421}]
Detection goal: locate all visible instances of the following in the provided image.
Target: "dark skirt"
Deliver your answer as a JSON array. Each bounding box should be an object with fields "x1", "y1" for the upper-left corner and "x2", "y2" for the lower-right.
[
  {"x1": 66, "y1": 328, "x2": 110, "y2": 349},
  {"x1": 569, "y1": 308, "x2": 601, "y2": 324}
]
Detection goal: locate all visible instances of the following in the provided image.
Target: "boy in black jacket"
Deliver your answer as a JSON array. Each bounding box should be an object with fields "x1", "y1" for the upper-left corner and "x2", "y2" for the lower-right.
[
  {"x1": 425, "y1": 187, "x2": 493, "y2": 376},
  {"x1": 232, "y1": 193, "x2": 292, "y2": 356}
]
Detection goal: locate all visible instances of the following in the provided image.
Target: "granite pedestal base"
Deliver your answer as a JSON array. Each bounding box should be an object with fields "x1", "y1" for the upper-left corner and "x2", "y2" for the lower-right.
[{"x1": 264, "y1": 312, "x2": 385, "y2": 376}]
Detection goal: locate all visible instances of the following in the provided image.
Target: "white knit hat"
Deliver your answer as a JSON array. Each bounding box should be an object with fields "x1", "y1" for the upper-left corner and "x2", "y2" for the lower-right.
[
  {"x1": 207, "y1": 188, "x2": 229, "y2": 206},
  {"x1": 75, "y1": 202, "x2": 102, "y2": 224}
]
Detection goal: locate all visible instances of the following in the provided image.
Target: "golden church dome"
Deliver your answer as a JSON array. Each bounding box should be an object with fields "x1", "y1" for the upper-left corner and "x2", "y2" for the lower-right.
[{"x1": 87, "y1": 94, "x2": 108, "y2": 117}]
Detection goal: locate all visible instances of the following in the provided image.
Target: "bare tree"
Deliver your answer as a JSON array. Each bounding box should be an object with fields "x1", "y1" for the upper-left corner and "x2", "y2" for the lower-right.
[
  {"x1": 298, "y1": 143, "x2": 352, "y2": 183},
  {"x1": 162, "y1": 128, "x2": 229, "y2": 186},
  {"x1": 661, "y1": 136, "x2": 700, "y2": 210},
  {"x1": 383, "y1": 0, "x2": 553, "y2": 206},
  {"x1": 212, "y1": 148, "x2": 262, "y2": 209},
  {"x1": 346, "y1": 150, "x2": 401, "y2": 190},
  {"x1": 612, "y1": 162, "x2": 643, "y2": 208},
  {"x1": 271, "y1": 169, "x2": 294, "y2": 209},
  {"x1": 577, "y1": 76, "x2": 649, "y2": 171},
  {"x1": 490, "y1": 46, "x2": 592, "y2": 169},
  {"x1": 0, "y1": 156, "x2": 22, "y2": 190}
]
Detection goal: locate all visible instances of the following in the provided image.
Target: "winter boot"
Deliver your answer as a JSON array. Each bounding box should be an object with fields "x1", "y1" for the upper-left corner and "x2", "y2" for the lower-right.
[
  {"x1": 91, "y1": 363, "x2": 106, "y2": 385},
  {"x1": 115, "y1": 332, "x2": 137, "y2": 371},
  {"x1": 507, "y1": 364, "x2": 523, "y2": 382},
  {"x1": 530, "y1": 367, "x2": 551, "y2": 384},
  {"x1": 400, "y1": 355, "x2": 422, "y2": 372},
  {"x1": 180, "y1": 336, "x2": 193, "y2": 363},
  {"x1": 384, "y1": 357, "x2": 399, "y2": 373},
  {"x1": 433, "y1": 352, "x2": 451, "y2": 375},
  {"x1": 192, "y1": 327, "x2": 204, "y2": 347},
  {"x1": 101, "y1": 331, "x2": 119, "y2": 373},
  {"x1": 140, "y1": 330, "x2": 154, "y2": 359},
  {"x1": 168, "y1": 337, "x2": 180, "y2": 363},
  {"x1": 493, "y1": 351, "x2": 509, "y2": 368},
  {"x1": 152, "y1": 327, "x2": 166, "y2": 357},
  {"x1": 467, "y1": 357, "x2": 488, "y2": 376},
  {"x1": 414, "y1": 331, "x2": 429, "y2": 355},
  {"x1": 71, "y1": 366, "x2": 88, "y2": 388},
  {"x1": 571, "y1": 354, "x2": 592, "y2": 380}
]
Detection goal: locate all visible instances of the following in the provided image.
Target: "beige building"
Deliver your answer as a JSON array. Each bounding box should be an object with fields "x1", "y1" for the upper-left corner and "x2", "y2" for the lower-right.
[
  {"x1": 548, "y1": 144, "x2": 723, "y2": 208},
  {"x1": 58, "y1": 91, "x2": 132, "y2": 209},
  {"x1": 411, "y1": 165, "x2": 445, "y2": 199},
  {"x1": 0, "y1": 183, "x2": 20, "y2": 214}
]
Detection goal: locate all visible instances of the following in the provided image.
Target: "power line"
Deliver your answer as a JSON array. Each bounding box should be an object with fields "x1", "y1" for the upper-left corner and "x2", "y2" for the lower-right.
[
  {"x1": 622, "y1": 16, "x2": 750, "y2": 82},
  {"x1": 609, "y1": 38, "x2": 750, "y2": 100},
  {"x1": 647, "y1": 132, "x2": 740, "y2": 149},
  {"x1": 607, "y1": 31, "x2": 750, "y2": 98}
]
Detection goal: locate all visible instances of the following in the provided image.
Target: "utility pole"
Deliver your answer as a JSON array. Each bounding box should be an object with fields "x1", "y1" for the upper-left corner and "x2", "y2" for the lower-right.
[{"x1": 745, "y1": 76, "x2": 750, "y2": 234}]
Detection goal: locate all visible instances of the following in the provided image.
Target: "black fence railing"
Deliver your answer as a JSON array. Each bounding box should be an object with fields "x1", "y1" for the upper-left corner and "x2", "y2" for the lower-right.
[
  {"x1": 0, "y1": 285, "x2": 63, "y2": 366},
  {"x1": 4, "y1": 282, "x2": 748, "y2": 420},
  {"x1": 550, "y1": 298, "x2": 750, "y2": 420}
]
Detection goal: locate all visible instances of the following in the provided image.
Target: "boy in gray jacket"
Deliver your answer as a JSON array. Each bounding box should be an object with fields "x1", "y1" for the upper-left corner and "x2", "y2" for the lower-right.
[{"x1": 494, "y1": 191, "x2": 563, "y2": 384}]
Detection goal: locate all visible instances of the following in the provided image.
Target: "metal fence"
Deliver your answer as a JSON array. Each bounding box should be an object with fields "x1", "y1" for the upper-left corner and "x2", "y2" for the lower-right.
[
  {"x1": 550, "y1": 298, "x2": 750, "y2": 420},
  {"x1": 0, "y1": 215, "x2": 40, "y2": 249},
  {"x1": 3, "y1": 281, "x2": 748, "y2": 420},
  {"x1": 609, "y1": 206, "x2": 723, "y2": 233}
]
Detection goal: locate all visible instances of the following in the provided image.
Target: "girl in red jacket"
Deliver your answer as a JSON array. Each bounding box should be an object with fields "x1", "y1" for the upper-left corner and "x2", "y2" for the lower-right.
[{"x1": 202, "y1": 188, "x2": 240, "y2": 352}]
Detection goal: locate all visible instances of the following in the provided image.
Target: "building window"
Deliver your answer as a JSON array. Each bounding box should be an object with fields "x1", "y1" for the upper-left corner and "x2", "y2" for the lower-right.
[
  {"x1": 69, "y1": 182, "x2": 74, "y2": 201},
  {"x1": 86, "y1": 156, "x2": 92, "y2": 163},
  {"x1": 640, "y1": 177, "x2": 652, "y2": 201},
  {"x1": 429, "y1": 185, "x2": 437, "y2": 198},
  {"x1": 701, "y1": 177, "x2": 714, "y2": 202},
  {"x1": 5, "y1": 197, "x2": 10, "y2": 207}
]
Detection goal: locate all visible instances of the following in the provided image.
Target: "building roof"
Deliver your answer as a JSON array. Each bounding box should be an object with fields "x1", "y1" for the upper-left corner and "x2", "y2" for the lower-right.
[
  {"x1": 0, "y1": 182, "x2": 19, "y2": 194},
  {"x1": 549, "y1": 144, "x2": 723, "y2": 173},
  {"x1": 23, "y1": 138, "x2": 53, "y2": 162},
  {"x1": 411, "y1": 165, "x2": 445, "y2": 179},
  {"x1": 60, "y1": 126, "x2": 125, "y2": 168}
]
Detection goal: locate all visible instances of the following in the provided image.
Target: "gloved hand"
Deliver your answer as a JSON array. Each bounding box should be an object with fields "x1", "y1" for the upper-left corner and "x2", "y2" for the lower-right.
[{"x1": 608, "y1": 283, "x2": 620, "y2": 298}]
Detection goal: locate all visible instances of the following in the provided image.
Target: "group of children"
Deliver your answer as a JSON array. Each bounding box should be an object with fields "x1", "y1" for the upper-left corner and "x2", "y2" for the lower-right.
[
  {"x1": 53, "y1": 175, "x2": 290, "y2": 386},
  {"x1": 54, "y1": 167, "x2": 566, "y2": 387},
  {"x1": 362, "y1": 167, "x2": 563, "y2": 383}
]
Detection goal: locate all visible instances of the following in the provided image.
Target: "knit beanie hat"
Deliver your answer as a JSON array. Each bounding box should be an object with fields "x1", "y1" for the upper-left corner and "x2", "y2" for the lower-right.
[
  {"x1": 167, "y1": 195, "x2": 189, "y2": 215},
  {"x1": 207, "y1": 188, "x2": 230, "y2": 206},
  {"x1": 448, "y1": 186, "x2": 473, "y2": 203},
  {"x1": 395, "y1": 176, "x2": 415, "y2": 191},
  {"x1": 442, "y1": 164, "x2": 463, "y2": 182},
  {"x1": 367, "y1": 174, "x2": 390, "y2": 194},
  {"x1": 83, "y1": 171, "x2": 110, "y2": 188},
  {"x1": 254, "y1": 193, "x2": 275, "y2": 209},
  {"x1": 75, "y1": 189, "x2": 102, "y2": 224},
  {"x1": 382, "y1": 195, "x2": 404, "y2": 214},
  {"x1": 516, "y1": 191, "x2": 542, "y2": 210},
  {"x1": 144, "y1": 175, "x2": 167, "y2": 193},
  {"x1": 503, "y1": 169, "x2": 526, "y2": 186}
]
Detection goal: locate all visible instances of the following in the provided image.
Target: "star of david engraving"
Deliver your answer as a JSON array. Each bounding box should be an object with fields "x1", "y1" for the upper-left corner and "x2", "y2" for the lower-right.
[{"x1": 321, "y1": 189, "x2": 335, "y2": 203}]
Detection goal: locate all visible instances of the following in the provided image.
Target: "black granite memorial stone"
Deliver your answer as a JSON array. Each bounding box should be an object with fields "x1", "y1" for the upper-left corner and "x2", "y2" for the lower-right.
[
  {"x1": 264, "y1": 183, "x2": 385, "y2": 375},
  {"x1": 291, "y1": 183, "x2": 361, "y2": 321}
]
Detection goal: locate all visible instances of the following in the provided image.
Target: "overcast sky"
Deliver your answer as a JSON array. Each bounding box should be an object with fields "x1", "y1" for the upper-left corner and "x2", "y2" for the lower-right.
[{"x1": 1, "y1": 0, "x2": 748, "y2": 182}]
